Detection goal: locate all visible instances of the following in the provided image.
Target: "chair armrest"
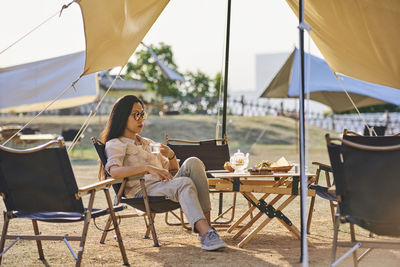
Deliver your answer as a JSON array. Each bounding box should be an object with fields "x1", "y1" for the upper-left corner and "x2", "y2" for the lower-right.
[
  {"x1": 76, "y1": 171, "x2": 149, "y2": 198},
  {"x1": 76, "y1": 178, "x2": 116, "y2": 198},
  {"x1": 312, "y1": 161, "x2": 332, "y2": 171}
]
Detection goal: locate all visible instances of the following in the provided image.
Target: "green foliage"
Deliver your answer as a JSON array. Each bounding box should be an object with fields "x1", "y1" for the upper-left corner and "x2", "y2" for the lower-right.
[
  {"x1": 212, "y1": 72, "x2": 223, "y2": 99},
  {"x1": 123, "y1": 42, "x2": 182, "y2": 98},
  {"x1": 183, "y1": 70, "x2": 211, "y2": 99}
]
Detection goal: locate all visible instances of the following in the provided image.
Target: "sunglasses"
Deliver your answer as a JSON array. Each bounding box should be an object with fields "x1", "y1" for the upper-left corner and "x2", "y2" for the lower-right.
[{"x1": 131, "y1": 111, "x2": 147, "y2": 121}]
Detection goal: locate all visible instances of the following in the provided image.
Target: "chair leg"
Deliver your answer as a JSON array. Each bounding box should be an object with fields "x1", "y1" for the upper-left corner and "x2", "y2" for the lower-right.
[
  {"x1": 164, "y1": 209, "x2": 191, "y2": 230},
  {"x1": 307, "y1": 196, "x2": 316, "y2": 234},
  {"x1": 307, "y1": 168, "x2": 321, "y2": 234},
  {"x1": 330, "y1": 212, "x2": 340, "y2": 264},
  {"x1": 76, "y1": 191, "x2": 96, "y2": 267},
  {"x1": 0, "y1": 211, "x2": 10, "y2": 264},
  {"x1": 140, "y1": 179, "x2": 159, "y2": 247},
  {"x1": 32, "y1": 220, "x2": 44, "y2": 260},
  {"x1": 104, "y1": 188, "x2": 129, "y2": 266},
  {"x1": 99, "y1": 215, "x2": 113, "y2": 244},
  {"x1": 145, "y1": 214, "x2": 156, "y2": 239},
  {"x1": 212, "y1": 192, "x2": 237, "y2": 225},
  {"x1": 350, "y1": 224, "x2": 359, "y2": 267}
]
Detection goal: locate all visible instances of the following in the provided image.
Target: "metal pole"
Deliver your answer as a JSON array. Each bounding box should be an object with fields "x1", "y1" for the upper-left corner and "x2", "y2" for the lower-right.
[
  {"x1": 222, "y1": 0, "x2": 231, "y2": 139},
  {"x1": 298, "y1": 0, "x2": 309, "y2": 265},
  {"x1": 219, "y1": 0, "x2": 232, "y2": 216}
]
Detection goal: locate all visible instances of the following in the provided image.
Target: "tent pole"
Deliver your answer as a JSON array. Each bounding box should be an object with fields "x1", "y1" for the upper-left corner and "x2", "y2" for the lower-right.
[
  {"x1": 298, "y1": 0, "x2": 309, "y2": 265},
  {"x1": 222, "y1": 0, "x2": 231, "y2": 140},
  {"x1": 219, "y1": 0, "x2": 232, "y2": 216}
]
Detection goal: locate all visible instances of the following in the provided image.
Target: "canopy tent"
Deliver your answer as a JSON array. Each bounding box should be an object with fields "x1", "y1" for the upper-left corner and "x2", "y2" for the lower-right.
[
  {"x1": 0, "y1": 51, "x2": 98, "y2": 113},
  {"x1": 260, "y1": 48, "x2": 400, "y2": 112},
  {"x1": 76, "y1": 0, "x2": 169, "y2": 76},
  {"x1": 284, "y1": 0, "x2": 400, "y2": 262},
  {"x1": 285, "y1": 0, "x2": 400, "y2": 89}
]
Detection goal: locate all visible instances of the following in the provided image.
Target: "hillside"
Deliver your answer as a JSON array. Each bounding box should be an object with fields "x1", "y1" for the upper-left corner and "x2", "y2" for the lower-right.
[{"x1": 0, "y1": 114, "x2": 339, "y2": 170}]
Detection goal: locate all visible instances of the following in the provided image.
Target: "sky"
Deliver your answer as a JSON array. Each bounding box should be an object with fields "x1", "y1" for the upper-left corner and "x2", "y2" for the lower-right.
[{"x1": 0, "y1": 0, "x2": 323, "y2": 95}]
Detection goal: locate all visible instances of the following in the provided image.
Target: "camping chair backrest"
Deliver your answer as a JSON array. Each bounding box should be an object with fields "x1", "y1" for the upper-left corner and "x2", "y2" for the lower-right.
[
  {"x1": 363, "y1": 125, "x2": 386, "y2": 136},
  {"x1": 62, "y1": 129, "x2": 81, "y2": 142},
  {"x1": 0, "y1": 139, "x2": 84, "y2": 213},
  {"x1": 91, "y1": 137, "x2": 122, "y2": 195},
  {"x1": 166, "y1": 135, "x2": 230, "y2": 171},
  {"x1": 327, "y1": 135, "x2": 400, "y2": 236}
]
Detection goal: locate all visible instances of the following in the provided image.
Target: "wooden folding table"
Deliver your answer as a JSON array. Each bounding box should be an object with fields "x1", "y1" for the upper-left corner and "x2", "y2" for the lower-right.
[{"x1": 209, "y1": 171, "x2": 316, "y2": 247}]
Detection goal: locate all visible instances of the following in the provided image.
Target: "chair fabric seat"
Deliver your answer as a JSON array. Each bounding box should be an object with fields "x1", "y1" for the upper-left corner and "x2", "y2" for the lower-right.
[
  {"x1": 309, "y1": 185, "x2": 337, "y2": 201},
  {"x1": 12, "y1": 206, "x2": 124, "y2": 223},
  {"x1": 121, "y1": 197, "x2": 180, "y2": 213}
]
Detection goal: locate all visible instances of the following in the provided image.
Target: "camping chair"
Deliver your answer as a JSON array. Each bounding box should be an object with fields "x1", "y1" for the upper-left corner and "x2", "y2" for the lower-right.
[
  {"x1": 165, "y1": 134, "x2": 239, "y2": 225},
  {"x1": 307, "y1": 128, "x2": 392, "y2": 234},
  {"x1": 363, "y1": 125, "x2": 386, "y2": 136},
  {"x1": 0, "y1": 137, "x2": 128, "y2": 266},
  {"x1": 62, "y1": 128, "x2": 84, "y2": 147},
  {"x1": 326, "y1": 134, "x2": 400, "y2": 266},
  {"x1": 306, "y1": 161, "x2": 336, "y2": 234},
  {"x1": 91, "y1": 137, "x2": 182, "y2": 247}
]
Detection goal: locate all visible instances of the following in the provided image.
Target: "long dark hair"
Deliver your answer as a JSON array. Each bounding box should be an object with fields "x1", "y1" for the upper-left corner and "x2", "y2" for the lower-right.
[
  {"x1": 98, "y1": 95, "x2": 144, "y2": 180},
  {"x1": 100, "y1": 95, "x2": 144, "y2": 143}
]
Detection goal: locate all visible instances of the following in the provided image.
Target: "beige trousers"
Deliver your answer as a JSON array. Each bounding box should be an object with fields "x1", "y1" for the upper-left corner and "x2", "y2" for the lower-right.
[{"x1": 136, "y1": 157, "x2": 211, "y2": 230}]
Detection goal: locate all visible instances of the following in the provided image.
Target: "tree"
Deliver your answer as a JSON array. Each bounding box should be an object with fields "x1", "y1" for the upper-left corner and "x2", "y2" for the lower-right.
[{"x1": 123, "y1": 43, "x2": 182, "y2": 98}]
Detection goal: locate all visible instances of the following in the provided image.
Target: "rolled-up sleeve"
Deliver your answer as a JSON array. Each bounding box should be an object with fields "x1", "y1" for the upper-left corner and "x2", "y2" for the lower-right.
[{"x1": 105, "y1": 138, "x2": 127, "y2": 173}]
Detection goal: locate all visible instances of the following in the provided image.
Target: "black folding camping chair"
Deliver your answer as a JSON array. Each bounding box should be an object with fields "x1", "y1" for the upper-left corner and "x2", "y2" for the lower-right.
[
  {"x1": 166, "y1": 134, "x2": 240, "y2": 225},
  {"x1": 0, "y1": 137, "x2": 128, "y2": 266},
  {"x1": 91, "y1": 137, "x2": 182, "y2": 247},
  {"x1": 326, "y1": 134, "x2": 400, "y2": 266}
]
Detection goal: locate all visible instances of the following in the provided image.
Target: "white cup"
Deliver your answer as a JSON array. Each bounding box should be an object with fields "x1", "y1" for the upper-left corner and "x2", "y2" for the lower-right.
[{"x1": 150, "y1": 143, "x2": 161, "y2": 154}]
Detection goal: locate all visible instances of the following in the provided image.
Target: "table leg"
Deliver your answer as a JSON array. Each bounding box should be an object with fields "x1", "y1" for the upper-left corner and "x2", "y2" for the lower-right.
[
  {"x1": 227, "y1": 177, "x2": 289, "y2": 233},
  {"x1": 233, "y1": 192, "x2": 284, "y2": 240},
  {"x1": 238, "y1": 195, "x2": 298, "y2": 248}
]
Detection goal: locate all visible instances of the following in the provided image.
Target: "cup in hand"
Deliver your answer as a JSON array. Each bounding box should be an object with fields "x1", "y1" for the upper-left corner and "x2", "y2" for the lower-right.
[{"x1": 150, "y1": 143, "x2": 161, "y2": 154}]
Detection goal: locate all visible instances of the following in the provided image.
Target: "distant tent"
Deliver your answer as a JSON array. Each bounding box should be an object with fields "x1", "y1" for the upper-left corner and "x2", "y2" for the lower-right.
[
  {"x1": 260, "y1": 48, "x2": 400, "y2": 112},
  {"x1": 285, "y1": 0, "x2": 400, "y2": 90},
  {"x1": 0, "y1": 51, "x2": 98, "y2": 113},
  {"x1": 144, "y1": 44, "x2": 185, "y2": 81}
]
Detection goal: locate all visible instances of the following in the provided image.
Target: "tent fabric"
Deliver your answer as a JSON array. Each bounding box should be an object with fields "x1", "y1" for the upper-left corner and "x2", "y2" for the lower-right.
[
  {"x1": 0, "y1": 51, "x2": 98, "y2": 113},
  {"x1": 146, "y1": 45, "x2": 185, "y2": 81},
  {"x1": 285, "y1": 0, "x2": 400, "y2": 89},
  {"x1": 76, "y1": 0, "x2": 169, "y2": 76},
  {"x1": 260, "y1": 48, "x2": 400, "y2": 112}
]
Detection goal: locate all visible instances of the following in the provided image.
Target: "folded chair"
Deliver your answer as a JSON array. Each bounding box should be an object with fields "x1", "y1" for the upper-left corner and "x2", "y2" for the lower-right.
[
  {"x1": 0, "y1": 137, "x2": 128, "y2": 266},
  {"x1": 326, "y1": 134, "x2": 400, "y2": 266},
  {"x1": 91, "y1": 137, "x2": 182, "y2": 247},
  {"x1": 165, "y1": 134, "x2": 238, "y2": 225}
]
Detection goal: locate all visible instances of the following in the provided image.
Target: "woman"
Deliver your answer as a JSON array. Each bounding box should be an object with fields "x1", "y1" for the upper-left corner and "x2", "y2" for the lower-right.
[{"x1": 100, "y1": 95, "x2": 226, "y2": 251}]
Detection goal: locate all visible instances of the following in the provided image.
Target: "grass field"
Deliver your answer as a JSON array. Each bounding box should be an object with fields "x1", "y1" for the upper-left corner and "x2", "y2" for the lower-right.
[{"x1": 1, "y1": 114, "x2": 399, "y2": 266}]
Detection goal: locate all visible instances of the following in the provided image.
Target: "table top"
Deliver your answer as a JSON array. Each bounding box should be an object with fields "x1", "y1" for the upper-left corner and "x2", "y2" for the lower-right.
[{"x1": 209, "y1": 171, "x2": 315, "y2": 179}]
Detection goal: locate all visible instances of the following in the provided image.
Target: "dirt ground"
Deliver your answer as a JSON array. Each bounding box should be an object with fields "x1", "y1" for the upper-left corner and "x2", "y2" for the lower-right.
[{"x1": 1, "y1": 162, "x2": 400, "y2": 266}]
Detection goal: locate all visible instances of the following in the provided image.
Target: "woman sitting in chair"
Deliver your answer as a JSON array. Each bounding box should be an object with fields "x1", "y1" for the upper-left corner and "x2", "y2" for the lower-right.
[{"x1": 100, "y1": 95, "x2": 226, "y2": 251}]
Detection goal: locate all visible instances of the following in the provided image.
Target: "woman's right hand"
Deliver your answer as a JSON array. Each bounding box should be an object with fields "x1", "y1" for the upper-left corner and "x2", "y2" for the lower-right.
[{"x1": 146, "y1": 165, "x2": 173, "y2": 182}]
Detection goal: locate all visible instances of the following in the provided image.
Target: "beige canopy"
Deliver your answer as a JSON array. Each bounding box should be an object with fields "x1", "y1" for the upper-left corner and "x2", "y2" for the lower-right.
[
  {"x1": 76, "y1": 0, "x2": 169, "y2": 76},
  {"x1": 286, "y1": 0, "x2": 400, "y2": 89}
]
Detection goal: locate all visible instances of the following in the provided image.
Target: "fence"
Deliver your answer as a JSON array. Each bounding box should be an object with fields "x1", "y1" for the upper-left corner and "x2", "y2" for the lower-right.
[{"x1": 1, "y1": 95, "x2": 399, "y2": 134}]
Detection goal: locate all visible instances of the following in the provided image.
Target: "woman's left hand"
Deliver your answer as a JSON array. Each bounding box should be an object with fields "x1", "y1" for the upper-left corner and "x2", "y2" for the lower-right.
[{"x1": 160, "y1": 144, "x2": 174, "y2": 159}]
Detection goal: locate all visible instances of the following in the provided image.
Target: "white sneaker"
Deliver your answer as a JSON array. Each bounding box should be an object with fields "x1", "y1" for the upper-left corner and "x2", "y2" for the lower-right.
[{"x1": 200, "y1": 229, "x2": 227, "y2": 251}]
